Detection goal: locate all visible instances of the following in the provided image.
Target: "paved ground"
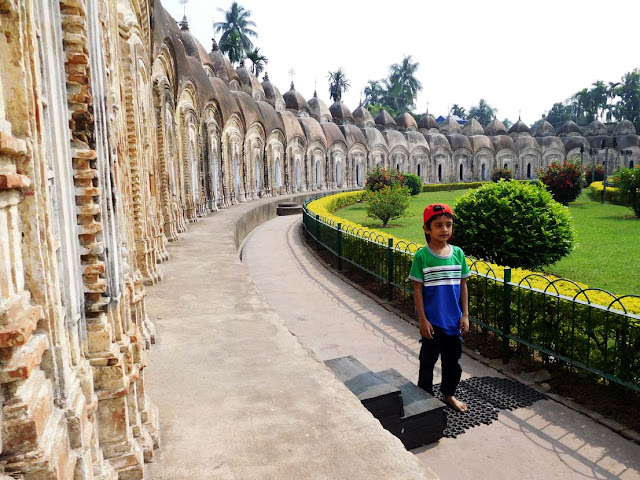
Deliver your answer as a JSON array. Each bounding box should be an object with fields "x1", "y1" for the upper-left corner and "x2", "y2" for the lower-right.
[
  {"x1": 242, "y1": 214, "x2": 640, "y2": 480},
  {"x1": 143, "y1": 198, "x2": 436, "y2": 480}
]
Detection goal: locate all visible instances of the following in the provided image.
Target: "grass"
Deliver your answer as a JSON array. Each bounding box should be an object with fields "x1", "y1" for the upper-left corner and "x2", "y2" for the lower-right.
[{"x1": 336, "y1": 189, "x2": 640, "y2": 296}]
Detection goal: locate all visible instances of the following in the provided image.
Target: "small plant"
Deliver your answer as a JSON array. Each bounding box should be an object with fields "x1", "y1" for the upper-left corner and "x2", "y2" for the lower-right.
[
  {"x1": 491, "y1": 167, "x2": 512, "y2": 182},
  {"x1": 402, "y1": 173, "x2": 422, "y2": 195},
  {"x1": 364, "y1": 184, "x2": 411, "y2": 227},
  {"x1": 365, "y1": 166, "x2": 404, "y2": 193},
  {"x1": 454, "y1": 180, "x2": 575, "y2": 269},
  {"x1": 537, "y1": 160, "x2": 585, "y2": 205},
  {"x1": 585, "y1": 163, "x2": 605, "y2": 185},
  {"x1": 612, "y1": 164, "x2": 640, "y2": 217}
]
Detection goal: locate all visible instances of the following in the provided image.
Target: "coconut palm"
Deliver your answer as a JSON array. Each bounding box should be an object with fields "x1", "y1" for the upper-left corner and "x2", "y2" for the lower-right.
[
  {"x1": 328, "y1": 68, "x2": 350, "y2": 102},
  {"x1": 219, "y1": 30, "x2": 244, "y2": 65},
  {"x1": 363, "y1": 80, "x2": 384, "y2": 106},
  {"x1": 386, "y1": 55, "x2": 422, "y2": 111},
  {"x1": 468, "y1": 99, "x2": 497, "y2": 127},
  {"x1": 246, "y1": 47, "x2": 268, "y2": 76},
  {"x1": 213, "y1": 2, "x2": 257, "y2": 59}
]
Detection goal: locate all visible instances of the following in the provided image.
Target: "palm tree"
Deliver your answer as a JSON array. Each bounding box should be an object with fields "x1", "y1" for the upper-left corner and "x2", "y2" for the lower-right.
[
  {"x1": 468, "y1": 99, "x2": 496, "y2": 126},
  {"x1": 363, "y1": 80, "x2": 384, "y2": 106},
  {"x1": 246, "y1": 47, "x2": 268, "y2": 76},
  {"x1": 450, "y1": 104, "x2": 466, "y2": 118},
  {"x1": 387, "y1": 55, "x2": 422, "y2": 111},
  {"x1": 590, "y1": 80, "x2": 608, "y2": 120},
  {"x1": 328, "y1": 68, "x2": 350, "y2": 102},
  {"x1": 219, "y1": 30, "x2": 243, "y2": 65},
  {"x1": 213, "y1": 2, "x2": 257, "y2": 60}
]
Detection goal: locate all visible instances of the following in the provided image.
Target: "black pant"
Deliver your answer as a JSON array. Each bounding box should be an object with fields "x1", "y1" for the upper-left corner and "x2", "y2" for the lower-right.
[{"x1": 418, "y1": 326, "x2": 462, "y2": 397}]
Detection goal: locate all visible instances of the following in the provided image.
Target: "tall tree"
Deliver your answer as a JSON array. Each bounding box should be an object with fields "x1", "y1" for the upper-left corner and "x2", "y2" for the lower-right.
[
  {"x1": 246, "y1": 47, "x2": 268, "y2": 76},
  {"x1": 545, "y1": 102, "x2": 573, "y2": 130},
  {"x1": 450, "y1": 104, "x2": 466, "y2": 118},
  {"x1": 590, "y1": 80, "x2": 608, "y2": 120},
  {"x1": 468, "y1": 99, "x2": 496, "y2": 126},
  {"x1": 386, "y1": 55, "x2": 422, "y2": 112},
  {"x1": 569, "y1": 88, "x2": 595, "y2": 125},
  {"x1": 219, "y1": 30, "x2": 244, "y2": 65},
  {"x1": 363, "y1": 80, "x2": 384, "y2": 106},
  {"x1": 616, "y1": 69, "x2": 640, "y2": 132},
  {"x1": 213, "y1": 2, "x2": 257, "y2": 61},
  {"x1": 328, "y1": 68, "x2": 350, "y2": 102}
]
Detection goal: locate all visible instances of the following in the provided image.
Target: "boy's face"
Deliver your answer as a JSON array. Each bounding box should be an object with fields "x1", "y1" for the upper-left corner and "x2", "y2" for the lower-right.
[{"x1": 424, "y1": 215, "x2": 454, "y2": 243}]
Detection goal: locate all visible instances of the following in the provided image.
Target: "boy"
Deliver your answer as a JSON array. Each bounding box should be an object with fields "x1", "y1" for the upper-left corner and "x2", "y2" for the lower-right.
[{"x1": 408, "y1": 204, "x2": 470, "y2": 412}]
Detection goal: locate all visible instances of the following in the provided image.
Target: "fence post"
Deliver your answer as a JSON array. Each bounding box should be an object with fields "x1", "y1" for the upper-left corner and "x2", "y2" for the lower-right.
[
  {"x1": 315, "y1": 214, "x2": 320, "y2": 251},
  {"x1": 337, "y1": 223, "x2": 343, "y2": 271},
  {"x1": 502, "y1": 267, "x2": 512, "y2": 363},
  {"x1": 387, "y1": 238, "x2": 394, "y2": 301}
]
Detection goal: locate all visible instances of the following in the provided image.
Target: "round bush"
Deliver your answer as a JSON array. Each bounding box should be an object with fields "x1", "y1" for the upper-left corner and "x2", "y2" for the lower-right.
[
  {"x1": 454, "y1": 180, "x2": 575, "y2": 269},
  {"x1": 491, "y1": 167, "x2": 512, "y2": 182},
  {"x1": 365, "y1": 166, "x2": 404, "y2": 192},
  {"x1": 403, "y1": 173, "x2": 422, "y2": 195},
  {"x1": 613, "y1": 164, "x2": 640, "y2": 217},
  {"x1": 537, "y1": 160, "x2": 585, "y2": 205}
]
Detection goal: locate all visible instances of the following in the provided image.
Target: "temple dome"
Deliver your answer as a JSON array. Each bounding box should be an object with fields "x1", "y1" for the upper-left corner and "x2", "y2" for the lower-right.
[
  {"x1": 261, "y1": 72, "x2": 285, "y2": 111},
  {"x1": 508, "y1": 117, "x2": 531, "y2": 136},
  {"x1": 462, "y1": 118, "x2": 484, "y2": 136},
  {"x1": 307, "y1": 91, "x2": 332, "y2": 123},
  {"x1": 438, "y1": 115, "x2": 461, "y2": 135},
  {"x1": 533, "y1": 119, "x2": 556, "y2": 137},
  {"x1": 557, "y1": 120, "x2": 582, "y2": 137},
  {"x1": 614, "y1": 119, "x2": 636, "y2": 136},
  {"x1": 208, "y1": 38, "x2": 240, "y2": 85},
  {"x1": 352, "y1": 103, "x2": 375, "y2": 128},
  {"x1": 484, "y1": 118, "x2": 507, "y2": 136},
  {"x1": 395, "y1": 112, "x2": 418, "y2": 131},
  {"x1": 282, "y1": 82, "x2": 310, "y2": 116},
  {"x1": 584, "y1": 119, "x2": 608, "y2": 137},
  {"x1": 417, "y1": 114, "x2": 439, "y2": 131},
  {"x1": 374, "y1": 109, "x2": 396, "y2": 129},
  {"x1": 329, "y1": 101, "x2": 354, "y2": 125}
]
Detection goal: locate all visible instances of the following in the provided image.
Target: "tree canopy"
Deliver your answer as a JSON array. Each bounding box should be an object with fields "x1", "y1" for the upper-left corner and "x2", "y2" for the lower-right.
[
  {"x1": 328, "y1": 68, "x2": 350, "y2": 102},
  {"x1": 213, "y1": 2, "x2": 258, "y2": 65},
  {"x1": 364, "y1": 55, "x2": 422, "y2": 117},
  {"x1": 468, "y1": 99, "x2": 497, "y2": 127}
]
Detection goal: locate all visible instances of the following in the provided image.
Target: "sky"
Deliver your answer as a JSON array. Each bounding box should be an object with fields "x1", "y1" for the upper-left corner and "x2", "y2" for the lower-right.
[{"x1": 161, "y1": 0, "x2": 640, "y2": 126}]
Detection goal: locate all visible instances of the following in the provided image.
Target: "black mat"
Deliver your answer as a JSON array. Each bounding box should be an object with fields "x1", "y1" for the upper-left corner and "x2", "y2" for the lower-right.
[{"x1": 433, "y1": 376, "x2": 547, "y2": 438}]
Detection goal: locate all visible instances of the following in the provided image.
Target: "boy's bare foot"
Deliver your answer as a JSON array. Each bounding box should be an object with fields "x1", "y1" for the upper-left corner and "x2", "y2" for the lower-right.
[{"x1": 443, "y1": 395, "x2": 467, "y2": 412}]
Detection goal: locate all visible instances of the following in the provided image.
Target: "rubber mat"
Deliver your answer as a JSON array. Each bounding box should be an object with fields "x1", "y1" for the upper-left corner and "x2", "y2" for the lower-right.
[{"x1": 433, "y1": 376, "x2": 547, "y2": 438}]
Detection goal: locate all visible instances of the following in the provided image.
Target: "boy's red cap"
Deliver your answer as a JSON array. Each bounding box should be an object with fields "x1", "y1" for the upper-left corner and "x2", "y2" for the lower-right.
[{"x1": 423, "y1": 203, "x2": 454, "y2": 225}]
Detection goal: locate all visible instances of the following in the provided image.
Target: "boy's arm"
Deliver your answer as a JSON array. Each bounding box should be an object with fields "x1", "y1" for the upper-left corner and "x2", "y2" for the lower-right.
[
  {"x1": 413, "y1": 281, "x2": 434, "y2": 339},
  {"x1": 459, "y1": 278, "x2": 469, "y2": 335}
]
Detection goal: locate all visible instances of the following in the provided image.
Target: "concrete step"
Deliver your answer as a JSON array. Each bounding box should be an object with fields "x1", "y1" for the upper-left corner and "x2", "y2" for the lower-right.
[
  {"x1": 376, "y1": 369, "x2": 447, "y2": 449},
  {"x1": 324, "y1": 355, "x2": 403, "y2": 419}
]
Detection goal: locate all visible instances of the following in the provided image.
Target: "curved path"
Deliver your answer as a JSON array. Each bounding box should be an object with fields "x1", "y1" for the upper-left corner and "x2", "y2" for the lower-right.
[
  {"x1": 243, "y1": 214, "x2": 640, "y2": 480},
  {"x1": 143, "y1": 196, "x2": 435, "y2": 479}
]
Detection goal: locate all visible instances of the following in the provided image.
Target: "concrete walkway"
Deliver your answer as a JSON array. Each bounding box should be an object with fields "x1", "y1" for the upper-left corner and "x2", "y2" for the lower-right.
[
  {"x1": 242, "y1": 215, "x2": 640, "y2": 480},
  {"x1": 143, "y1": 197, "x2": 436, "y2": 480}
]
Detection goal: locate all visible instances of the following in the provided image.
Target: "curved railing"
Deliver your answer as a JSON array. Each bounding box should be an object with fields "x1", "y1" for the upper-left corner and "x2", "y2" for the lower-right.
[{"x1": 302, "y1": 195, "x2": 640, "y2": 393}]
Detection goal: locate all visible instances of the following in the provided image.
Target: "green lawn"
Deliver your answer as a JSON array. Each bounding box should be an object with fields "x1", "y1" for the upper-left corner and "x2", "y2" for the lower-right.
[{"x1": 336, "y1": 189, "x2": 640, "y2": 296}]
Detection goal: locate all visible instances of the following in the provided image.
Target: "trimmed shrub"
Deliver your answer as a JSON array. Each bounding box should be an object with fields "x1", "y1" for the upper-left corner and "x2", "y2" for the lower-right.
[
  {"x1": 364, "y1": 184, "x2": 411, "y2": 227},
  {"x1": 613, "y1": 164, "x2": 640, "y2": 217},
  {"x1": 454, "y1": 180, "x2": 575, "y2": 269},
  {"x1": 365, "y1": 166, "x2": 404, "y2": 193},
  {"x1": 588, "y1": 181, "x2": 626, "y2": 205},
  {"x1": 403, "y1": 173, "x2": 422, "y2": 195},
  {"x1": 491, "y1": 167, "x2": 512, "y2": 182},
  {"x1": 422, "y1": 181, "x2": 489, "y2": 192},
  {"x1": 537, "y1": 160, "x2": 585, "y2": 205}
]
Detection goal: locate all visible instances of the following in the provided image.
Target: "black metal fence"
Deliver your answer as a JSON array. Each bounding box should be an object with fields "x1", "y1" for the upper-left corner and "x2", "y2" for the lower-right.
[{"x1": 303, "y1": 201, "x2": 640, "y2": 393}]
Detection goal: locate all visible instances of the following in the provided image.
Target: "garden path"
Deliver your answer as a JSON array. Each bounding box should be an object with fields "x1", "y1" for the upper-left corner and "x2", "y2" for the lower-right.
[{"x1": 243, "y1": 214, "x2": 640, "y2": 480}]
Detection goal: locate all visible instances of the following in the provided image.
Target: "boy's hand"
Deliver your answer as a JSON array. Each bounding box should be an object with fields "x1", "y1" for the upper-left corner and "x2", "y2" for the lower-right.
[
  {"x1": 459, "y1": 315, "x2": 469, "y2": 335},
  {"x1": 420, "y1": 319, "x2": 434, "y2": 339}
]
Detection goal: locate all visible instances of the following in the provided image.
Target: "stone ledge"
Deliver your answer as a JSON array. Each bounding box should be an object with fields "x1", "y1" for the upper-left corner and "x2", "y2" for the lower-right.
[{"x1": 0, "y1": 332, "x2": 49, "y2": 383}]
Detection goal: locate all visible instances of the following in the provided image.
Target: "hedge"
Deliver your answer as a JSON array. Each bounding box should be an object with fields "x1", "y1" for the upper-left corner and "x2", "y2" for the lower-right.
[{"x1": 588, "y1": 181, "x2": 626, "y2": 205}]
